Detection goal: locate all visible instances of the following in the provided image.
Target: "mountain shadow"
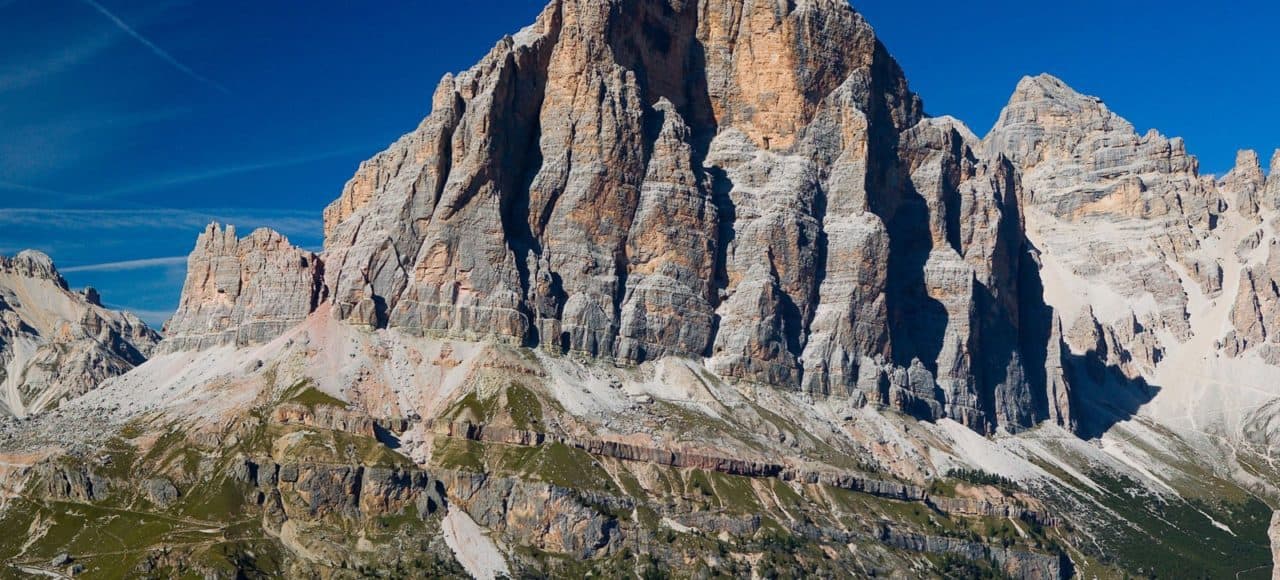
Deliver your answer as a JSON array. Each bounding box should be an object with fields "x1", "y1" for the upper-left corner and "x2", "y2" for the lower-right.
[
  {"x1": 1019, "y1": 241, "x2": 1158, "y2": 438},
  {"x1": 1067, "y1": 353, "x2": 1161, "y2": 440}
]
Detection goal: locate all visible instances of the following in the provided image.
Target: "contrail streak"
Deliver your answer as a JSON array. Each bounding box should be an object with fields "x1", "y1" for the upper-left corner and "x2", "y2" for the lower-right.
[
  {"x1": 61, "y1": 256, "x2": 188, "y2": 273},
  {"x1": 77, "y1": 0, "x2": 230, "y2": 94}
]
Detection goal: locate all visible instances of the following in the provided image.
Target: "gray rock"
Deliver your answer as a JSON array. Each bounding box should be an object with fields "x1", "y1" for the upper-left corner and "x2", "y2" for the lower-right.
[
  {"x1": 143, "y1": 478, "x2": 180, "y2": 507},
  {"x1": 0, "y1": 252, "x2": 159, "y2": 418},
  {"x1": 161, "y1": 224, "x2": 322, "y2": 353},
  {"x1": 986, "y1": 74, "x2": 1208, "y2": 342},
  {"x1": 308, "y1": 0, "x2": 1065, "y2": 435}
]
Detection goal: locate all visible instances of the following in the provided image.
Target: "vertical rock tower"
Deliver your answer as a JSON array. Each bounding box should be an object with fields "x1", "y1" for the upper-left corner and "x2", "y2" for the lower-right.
[{"x1": 303, "y1": 0, "x2": 1070, "y2": 434}]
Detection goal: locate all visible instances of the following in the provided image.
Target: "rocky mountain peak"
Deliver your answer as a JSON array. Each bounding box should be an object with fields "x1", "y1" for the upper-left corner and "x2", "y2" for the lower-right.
[
  {"x1": 1, "y1": 250, "x2": 66, "y2": 288},
  {"x1": 1268, "y1": 149, "x2": 1280, "y2": 211},
  {"x1": 0, "y1": 251, "x2": 159, "y2": 417},
  {"x1": 1223, "y1": 148, "x2": 1265, "y2": 187},
  {"x1": 1221, "y1": 148, "x2": 1266, "y2": 217},
  {"x1": 8, "y1": 5, "x2": 1280, "y2": 579},
  {"x1": 1009, "y1": 73, "x2": 1096, "y2": 104},
  {"x1": 155, "y1": 2, "x2": 1273, "y2": 442},
  {"x1": 299, "y1": 0, "x2": 1058, "y2": 435}
]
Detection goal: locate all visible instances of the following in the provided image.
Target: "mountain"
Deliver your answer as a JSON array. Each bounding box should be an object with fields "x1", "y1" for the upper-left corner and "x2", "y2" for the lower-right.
[
  {"x1": 0, "y1": 251, "x2": 158, "y2": 418},
  {"x1": 988, "y1": 73, "x2": 1280, "y2": 449},
  {"x1": 2, "y1": 1, "x2": 1279, "y2": 578}
]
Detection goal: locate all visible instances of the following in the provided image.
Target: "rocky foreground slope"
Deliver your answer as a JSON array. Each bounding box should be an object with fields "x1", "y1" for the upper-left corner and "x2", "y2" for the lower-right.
[
  {"x1": 0, "y1": 251, "x2": 158, "y2": 418},
  {"x1": 2, "y1": 0, "x2": 1280, "y2": 578}
]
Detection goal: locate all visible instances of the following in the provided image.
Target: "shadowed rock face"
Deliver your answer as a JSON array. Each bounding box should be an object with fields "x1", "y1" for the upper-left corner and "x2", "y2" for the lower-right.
[
  {"x1": 0, "y1": 252, "x2": 159, "y2": 417},
  {"x1": 304, "y1": 0, "x2": 1065, "y2": 435},
  {"x1": 1272, "y1": 511, "x2": 1280, "y2": 580}
]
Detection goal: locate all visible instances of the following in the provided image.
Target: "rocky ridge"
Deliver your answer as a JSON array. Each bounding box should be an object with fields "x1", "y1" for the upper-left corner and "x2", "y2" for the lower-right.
[
  {"x1": 154, "y1": 0, "x2": 1280, "y2": 485},
  {"x1": 0, "y1": 251, "x2": 159, "y2": 417},
  {"x1": 985, "y1": 73, "x2": 1280, "y2": 447},
  {"x1": 167, "y1": 0, "x2": 1075, "y2": 436}
]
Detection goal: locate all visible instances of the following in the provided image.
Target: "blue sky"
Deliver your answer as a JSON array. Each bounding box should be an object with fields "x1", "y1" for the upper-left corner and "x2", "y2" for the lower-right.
[{"x1": 1, "y1": 0, "x2": 1275, "y2": 328}]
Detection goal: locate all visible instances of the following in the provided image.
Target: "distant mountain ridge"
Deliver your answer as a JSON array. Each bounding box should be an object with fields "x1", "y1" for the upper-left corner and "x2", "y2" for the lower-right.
[{"x1": 0, "y1": 250, "x2": 158, "y2": 418}]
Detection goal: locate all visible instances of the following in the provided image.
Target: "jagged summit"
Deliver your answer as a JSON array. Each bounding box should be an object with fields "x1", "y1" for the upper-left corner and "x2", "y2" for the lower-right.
[
  {"x1": 1, "y1": 250, "x2": 65, "y2": 287},
  {"x1": 1008, "y1": 73, "x2": 1099, "y2": 101},
  {"x1": 0, "y1": 251, "x2": 159, "y2": 418}
]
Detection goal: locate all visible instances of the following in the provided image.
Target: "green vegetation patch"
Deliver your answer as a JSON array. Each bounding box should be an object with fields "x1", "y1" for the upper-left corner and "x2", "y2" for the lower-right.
[
  {"x1": 431, "y1": 438, "x2": 619, "y2": 494},
  {"x1": 945, "y1": 468, "x2": 1020, "y2": 491},
  {"x1": 442, "y1": 383, "x2": 545, "y2": 430},
  {"x1": 281, "y1": 380, "x2": 347, "y2": 410},
  {"x1": 706, "y1": 471, "x2": 762, "y2": 514},
  {"x1": 505, "y1": 383, "x2": 543, "y2": 430},
  {"x1": 268, "y1": 423, "x2": 412, "y2": 468},
  {"x1": 0, "y1": 498, "x2": 257, "y2": 579},
  {"x1": 431, "y1": 438, "x2": 487, "y2": 472},
  {"x1": 176, "y1": 476, "x2": 250, "y2": 522},
  {"x1": 444, "y1": 391, "x2": 498, "y2": 425},
  {"x1": 514, "y1": 442, "x2": 619, "y2": 494},
  {"x1": 1084, "y1": 470, "x2": 1274, "y2": 579}
]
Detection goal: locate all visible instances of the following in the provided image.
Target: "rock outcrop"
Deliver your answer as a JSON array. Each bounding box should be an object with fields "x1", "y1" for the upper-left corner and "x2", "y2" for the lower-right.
[
  {"x1": 162, "y1": 224, "x2": 323, "y2": 352},
  {"x1": 878, "y1": 526, "x2": 1065, "y2": 580},
  {"x1": 313, "y1": 0, "x2": 1067, "y2": 435},
  {"x1": 156, "y1": 1, "x2": 1280, "y2": 442},
  {"x1": 0, "y1": 251, "x2": 159, "y2": 417},
  {"x1": 1226, "y1": 238, "x2": 1280, "y2": 360},
  {"x1": 242, "y1": 458, "x2": 445, "y2": 523},
  {"x1": 35, "y1": 462, "x2": 112, "y2": 502},
  {"x1": 986, "y1": 72, "x2": 1280, "y2": 444}
]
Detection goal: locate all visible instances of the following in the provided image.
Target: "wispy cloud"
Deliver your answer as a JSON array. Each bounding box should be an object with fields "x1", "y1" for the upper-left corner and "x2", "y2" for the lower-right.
[
  {"x1": 0, "y1": 30, "x2": 117, "y2": 93},
  {"x1": 0, "y1": 180, "x2": 67, "y2": 196},
  {"x1": 98, "y1": 144, "x2": 375, "y2": 199},
  {"x1": 0, "y1": 207, "x2": 323, "y2": 238},
  {"x1": 61, "y1": 255, "x2": 187, "y2": 273},
  {"x1": 76, "y1": 0, "x2": 229, "y2": 94},
  {"x1": 0, "y1": 103, "x2": 192, "y2": 180}
]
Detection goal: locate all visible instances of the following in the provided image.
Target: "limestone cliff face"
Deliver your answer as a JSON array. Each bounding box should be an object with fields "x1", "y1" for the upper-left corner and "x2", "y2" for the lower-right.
[
  {"x1": 986, "y1": 74, "x2": 1215, "y2": 343},
  {"x1": 162, "y1": 224, "x2": 323, "y2": 352},
  {"x1": 987, "y1": 74, "x2": 1280, "y2": 438},
  {"x1": 1223, "y1": 152, "x2": 1280, "y2": 363},
  {"x1": 312, "y1": 0, "x2": 1068, "y2": 434},
  {"x1": 0, "y1": 251, "x2": 159, "y2": 417}
]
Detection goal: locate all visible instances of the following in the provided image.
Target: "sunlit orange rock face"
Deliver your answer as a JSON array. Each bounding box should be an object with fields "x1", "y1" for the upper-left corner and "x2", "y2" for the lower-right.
[{"x1": 304, "y1": 0, "x2": 1080, "y2": 435}]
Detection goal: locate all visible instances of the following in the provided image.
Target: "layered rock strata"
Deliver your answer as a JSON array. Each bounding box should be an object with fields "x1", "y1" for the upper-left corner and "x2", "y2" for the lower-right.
[
  {"x1": 162, "y1": 224, "x2": 323, "y2": 352},
  {"x1": 308, "y1": 0, "x2": 1069, "y2": 435}
]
